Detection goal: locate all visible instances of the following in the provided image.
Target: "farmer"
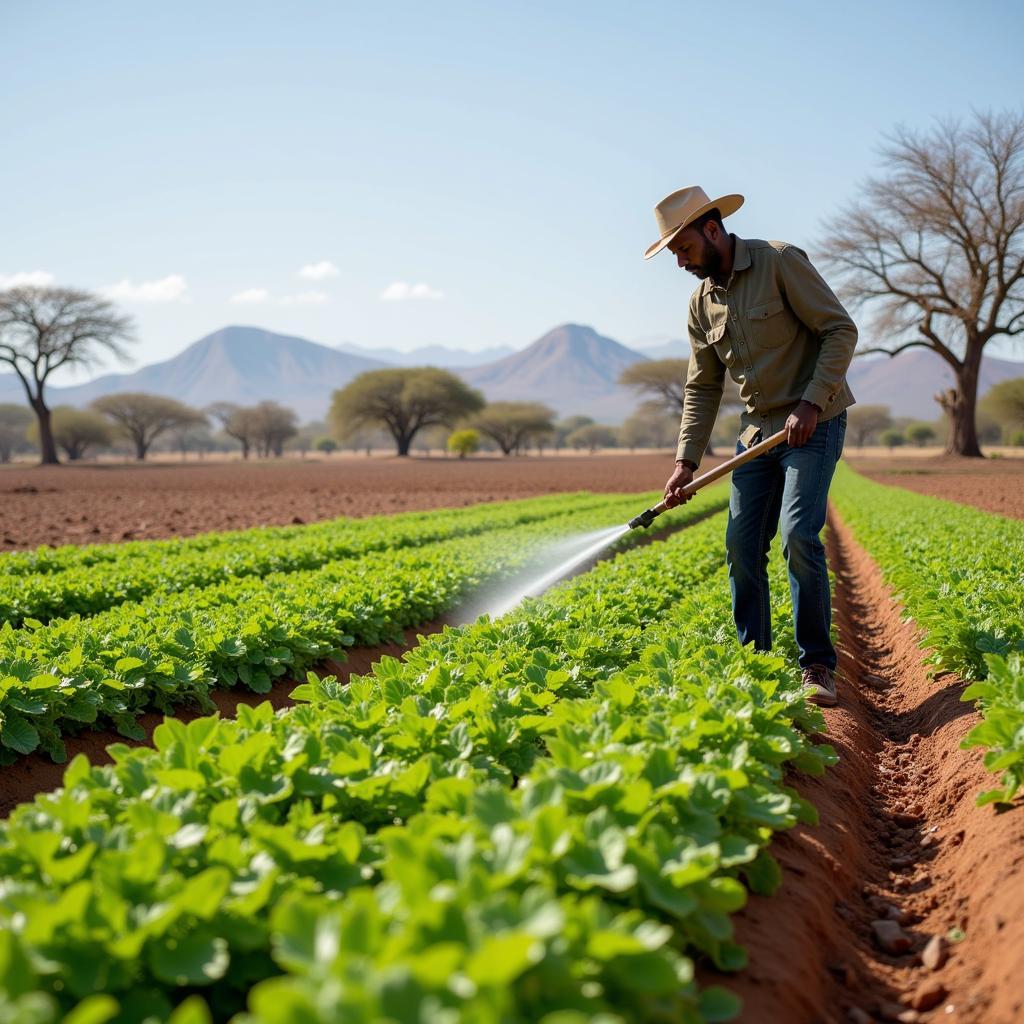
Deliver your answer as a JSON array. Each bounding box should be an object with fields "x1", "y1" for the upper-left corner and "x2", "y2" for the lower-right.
[{"x1": 645, "y1": 186, "x2": 857, "y2": 707}]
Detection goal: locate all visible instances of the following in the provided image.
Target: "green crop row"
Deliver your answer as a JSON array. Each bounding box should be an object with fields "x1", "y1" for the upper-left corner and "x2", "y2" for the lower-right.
[
  {"x1": 830, "y1": 465, "x2": 1024, "y2": 804},
  {"x1": 0, "y1": 492, "x2": 648, "y2": 628},
  {"x1": 0, "y1": 507, "x2": 830, "y2": 1024},
  {"x1": 0, "y1": 491, "x2": 728, "y2": 765}
]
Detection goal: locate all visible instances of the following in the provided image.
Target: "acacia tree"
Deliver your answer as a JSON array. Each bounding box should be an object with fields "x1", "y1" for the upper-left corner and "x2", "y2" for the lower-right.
[
  {"x1": 846, "y1": 403, "x2": 894, "y2": 447},
  {"x1": 33, "y1": 407, "x2": 114, "y2": 461},
  {"x1": 330, "y1": 367, "x2": 484, "y2": 456},
  {"x1": 206, "y1": 402, "x2": 257, "y2": 459},
  {"x1": 469, "y1": 401, "x2": 554, "y2": 455},
  {"x1": 822, "y1": 110, "x2": 1024, "y2": 456},
  {"x1": 618, "y1": 401, "x2": 678, "y2": 450},
  {"x1": 93, "y1": 393, "x2": 206, "y2": 460},
  {"x1": 0, "y1": 287, "x2": 133, "y2": 464},
  {"x1": 620, "y1": 358, "x2": 741, "y2": 455},
  {"x1": 251, "y1": 400, "x2": 298, "y2": 457},
  {"x1": 982, "y1": 376, "x2": 1024, "y2": 431}
]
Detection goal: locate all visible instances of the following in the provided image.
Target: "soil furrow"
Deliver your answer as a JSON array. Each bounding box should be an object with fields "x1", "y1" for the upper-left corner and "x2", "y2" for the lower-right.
[
  {"x1": 714, "y1": 506, "x2": 1024, "y2": 1024},
  {"x1": 822, "y1": 507, "x2": 1024, "y2": 1024}
]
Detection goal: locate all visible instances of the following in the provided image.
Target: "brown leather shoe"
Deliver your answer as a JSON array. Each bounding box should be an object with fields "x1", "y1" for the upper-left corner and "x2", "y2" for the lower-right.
[{"x1": 802, "y1": 664, "x2": 837, "y2": 707}]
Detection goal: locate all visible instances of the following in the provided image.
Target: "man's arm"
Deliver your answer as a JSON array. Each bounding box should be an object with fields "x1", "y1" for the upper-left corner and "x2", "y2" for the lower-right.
[
  {"x1": 777, "y1": 245, "x2": 858, "y2": 413},
  {"x1": 675, "y1": 298, "x2": 726, "y2": 466}
]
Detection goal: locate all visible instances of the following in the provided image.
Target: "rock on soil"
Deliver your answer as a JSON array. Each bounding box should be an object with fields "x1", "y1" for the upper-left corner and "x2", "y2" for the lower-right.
[
  {"x1": 871, "y1": 920, "x2": 914, "y2": 955},
  {"x1": 921, "y1": 934, "x2": 948, "y2": 971}
]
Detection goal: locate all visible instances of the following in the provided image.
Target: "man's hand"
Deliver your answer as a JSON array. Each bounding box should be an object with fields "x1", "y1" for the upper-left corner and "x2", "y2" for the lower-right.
[
  {"x1": 785, "y1": 400, "x2": 820, "y2": 447},
  {"x1": 663, "y1": 460, "x2": 695, "y2": 508}
]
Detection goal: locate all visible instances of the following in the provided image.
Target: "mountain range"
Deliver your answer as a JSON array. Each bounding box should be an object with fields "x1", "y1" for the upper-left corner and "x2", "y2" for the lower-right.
[
  {"x1": 335, "y1": 340, "x2": 515, "y2": 367},
  {"x1": 0, "y1": 323, "x2": 1021, "y2": 423}
]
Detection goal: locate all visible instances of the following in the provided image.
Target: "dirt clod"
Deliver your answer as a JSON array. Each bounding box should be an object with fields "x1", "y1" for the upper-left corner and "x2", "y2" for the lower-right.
[
  {"x1": 910, "y1": 979, "x2": 948, "y2": 1011},
  {"x1": 872, "y1": 919, "x2": 914, "y2": 955}
]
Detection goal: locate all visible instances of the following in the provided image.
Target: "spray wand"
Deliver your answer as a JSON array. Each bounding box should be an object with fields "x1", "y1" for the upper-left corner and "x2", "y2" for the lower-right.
[{"x1": 628, "y1": 428, "x2": 788, "y2": 530}]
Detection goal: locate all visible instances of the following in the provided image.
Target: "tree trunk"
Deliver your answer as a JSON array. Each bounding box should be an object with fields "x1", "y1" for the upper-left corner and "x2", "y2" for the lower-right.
[
  {"x1": 396, "y1": 433, "x2": 412, "y2": 456},
  {"x1": 134, "y1": 437, "x2": 147, "y2": 461},
  {"x1": 939, "y1": 345, "x2": 984, "y2": 457},
  {"x1": 32, "y1": 400, "x2": 60, "y2": 465}
]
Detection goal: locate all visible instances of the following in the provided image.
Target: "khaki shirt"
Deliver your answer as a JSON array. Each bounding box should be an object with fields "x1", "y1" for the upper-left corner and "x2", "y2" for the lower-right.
[{"x1": 676, "y1": 235, "x2": 857, "y2": 465}]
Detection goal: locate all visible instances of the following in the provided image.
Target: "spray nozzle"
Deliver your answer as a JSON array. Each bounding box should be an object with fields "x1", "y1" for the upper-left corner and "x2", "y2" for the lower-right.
[{"x1": 627, "y1": 507, "x2": 660, "y2": 530}]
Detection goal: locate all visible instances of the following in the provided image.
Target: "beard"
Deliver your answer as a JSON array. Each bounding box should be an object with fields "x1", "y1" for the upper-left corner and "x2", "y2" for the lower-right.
[{"x1": 683, "y1": 236, "x2": 723, "y2": 280}]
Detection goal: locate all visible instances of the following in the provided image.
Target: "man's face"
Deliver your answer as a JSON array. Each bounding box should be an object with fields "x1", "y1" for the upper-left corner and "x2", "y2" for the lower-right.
[{"x1": 668, "y1": 225, "x2": 722, "y2": 279}]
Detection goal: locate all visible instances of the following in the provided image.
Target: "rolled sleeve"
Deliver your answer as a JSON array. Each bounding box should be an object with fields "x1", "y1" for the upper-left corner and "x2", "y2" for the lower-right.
[
  {"x1": 778, "y1": 246, "x2": 858, "y2": 410},
  {"x1": 675, "y1": 300, "x2": 725, "y2": 464}
]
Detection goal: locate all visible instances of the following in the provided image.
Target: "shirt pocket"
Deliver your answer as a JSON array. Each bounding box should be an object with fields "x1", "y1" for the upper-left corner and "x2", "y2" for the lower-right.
[
  {"x1": 705, "y1": 323, "x2": 735, "y2": 366},
  {"x1": 746, "y1": 295, "x2": 797, "y2": 349}
]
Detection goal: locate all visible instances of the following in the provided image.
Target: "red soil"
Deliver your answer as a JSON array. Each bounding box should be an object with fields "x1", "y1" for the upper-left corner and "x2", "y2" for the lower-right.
[
  {"x1": 0, "y1": 453, "x2": 689, "y2": 550},
  {"x1": 2, "y1": 484, "x2": 1021, "y2": 1023},
  {"x1": 847, "y1": 454, "x2": 1024, "y2": 520},
  {"x1": 714, "y1": 509, "x2": 1024, "y2": 1024}
]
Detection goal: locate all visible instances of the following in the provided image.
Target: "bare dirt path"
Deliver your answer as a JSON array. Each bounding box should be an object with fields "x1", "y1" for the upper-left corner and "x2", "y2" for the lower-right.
[
  {"x1": 0, "y1": 452, "x2": 693, "y2": 550},
  {"x1": 846, "y1": 454, "x2": 1024, "y2": 520},
  {"x1": 718, "y1": 509, "x2": 1024, "y2": 1024}
]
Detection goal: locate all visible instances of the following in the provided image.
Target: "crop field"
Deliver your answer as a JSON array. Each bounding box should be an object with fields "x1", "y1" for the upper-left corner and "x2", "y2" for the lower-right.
[{"x1": 0, "y1": 468, "x2": 1022, "y2": 1024}]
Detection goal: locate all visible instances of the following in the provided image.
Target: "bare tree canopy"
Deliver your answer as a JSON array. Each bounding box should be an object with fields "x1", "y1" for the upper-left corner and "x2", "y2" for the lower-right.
[
  {"x1": 0, "y1": 286, "x2": 134, "y2": 464},
  {"x1": 469, "y1": 401, "x2": 555, "y2": 455},
  {"x1": 619, "y1": 357, "x2": 742, "y2": 415},
  {"x1": 92, "y1": 392, "x2": 205, "y2": 461},
  {"x1": 330, "y1": 367, "x2": 484, "y2": 456},
  {"x1": 822, "y1": 109, "x2": 1024, "y2": 456}
]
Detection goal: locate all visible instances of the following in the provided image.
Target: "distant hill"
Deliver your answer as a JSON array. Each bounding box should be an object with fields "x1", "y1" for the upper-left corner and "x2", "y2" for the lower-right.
[
  {"x1": 846, "y1": 349, "x2": 1024, "y2": 420},
  {"x1": 336, "y1": 341, "x2": 515, "y2": 367},
  {"x1": 3, "y1": 324, "x2": 1020, "y2": 426},
  {"x1": 458, "y1": 323, "x2": 649, "y2": 422},
  {"x1": 0, "y1": 326, "x2": 390, "y2": 421},
  {"x1": 633, "y1": 339, "x2": 688, "y2": 360}
]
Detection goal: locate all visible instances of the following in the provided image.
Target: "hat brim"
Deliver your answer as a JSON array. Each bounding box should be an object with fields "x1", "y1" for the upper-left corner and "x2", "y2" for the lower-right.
[{"x1": 643, "y1": 193, "x2": 745, "y2": 260}]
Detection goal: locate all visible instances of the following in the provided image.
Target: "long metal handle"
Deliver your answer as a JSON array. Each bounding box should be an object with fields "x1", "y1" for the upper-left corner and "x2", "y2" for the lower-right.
[{"x1": 628, "y1": 429, "x2": 788, "y2": 529}]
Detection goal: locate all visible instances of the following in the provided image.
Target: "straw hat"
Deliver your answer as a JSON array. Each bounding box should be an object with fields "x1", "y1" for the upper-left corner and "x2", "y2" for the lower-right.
[{"x1": 643, "y1": 185, "x2": 744, "y2": 260}]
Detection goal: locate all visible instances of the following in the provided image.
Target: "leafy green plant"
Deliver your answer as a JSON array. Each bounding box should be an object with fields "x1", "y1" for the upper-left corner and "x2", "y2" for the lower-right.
[
  {"x1": 0, "y1": 490, "x2": 729, "y2": 763},
  {"x1": 0, "y1": 506, "x2": 832, "y2": 1023},
  {"x1": 831, "y1": 465, "x2": 1024, "y2": 805}
]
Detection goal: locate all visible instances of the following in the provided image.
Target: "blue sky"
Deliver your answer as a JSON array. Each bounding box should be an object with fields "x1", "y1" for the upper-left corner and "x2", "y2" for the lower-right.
[{"x1": 2, "y1": 0, "x2": 1022, "y2": 381}]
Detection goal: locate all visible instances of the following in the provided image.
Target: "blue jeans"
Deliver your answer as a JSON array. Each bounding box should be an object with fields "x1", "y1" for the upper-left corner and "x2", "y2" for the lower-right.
[{"x1": 725, "y1": 411, "x2": 847, "y2": 670}]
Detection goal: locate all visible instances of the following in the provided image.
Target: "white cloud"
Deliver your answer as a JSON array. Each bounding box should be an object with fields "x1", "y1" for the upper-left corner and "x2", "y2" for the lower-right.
[
  {"x1": 379, "y1": 281, "x2": 444, "y2": 302},
  {"x1": 298, "y1": 260, "x2": 339, "y2": 281},
  {"x1": 281, "y1": 290, "x2": 329, "y2": 305},
  {"x1": 230, "y1": 287, "x2": 270, "y2": 304},
  {"x1": 102, "y1": 274, "x2": 188, "y2": 303},
  {"x1": 0, "y1": 270, "x2": 56, "y2": 290}
]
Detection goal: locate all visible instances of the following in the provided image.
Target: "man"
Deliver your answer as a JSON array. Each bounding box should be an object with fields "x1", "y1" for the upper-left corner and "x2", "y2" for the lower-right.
[{"x1": 645, "y1": 186, "x2": 857, "y2": 706}]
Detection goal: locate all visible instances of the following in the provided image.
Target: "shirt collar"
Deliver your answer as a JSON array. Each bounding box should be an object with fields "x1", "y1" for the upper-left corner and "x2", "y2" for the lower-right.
[{"x1": 701, "y1": 234, "x2": 750, "y2": 295}]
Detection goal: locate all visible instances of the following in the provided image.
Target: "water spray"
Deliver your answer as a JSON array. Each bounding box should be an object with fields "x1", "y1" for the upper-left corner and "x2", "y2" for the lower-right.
[
  {"x1": 627, "y1": 428, "x2": 788, "y2": 530},
  {"x1": 475, "y1": 429, "x2": 788, "y2": 620}
]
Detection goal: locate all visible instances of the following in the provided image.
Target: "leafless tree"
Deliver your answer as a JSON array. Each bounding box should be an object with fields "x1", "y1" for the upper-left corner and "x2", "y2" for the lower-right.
[
  {"x1": 0, "y1": 287, "x2": 134, "y2": 464},
  {"x1": 822, "y1": 110, "x2": 1024, "y2": 456}
]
